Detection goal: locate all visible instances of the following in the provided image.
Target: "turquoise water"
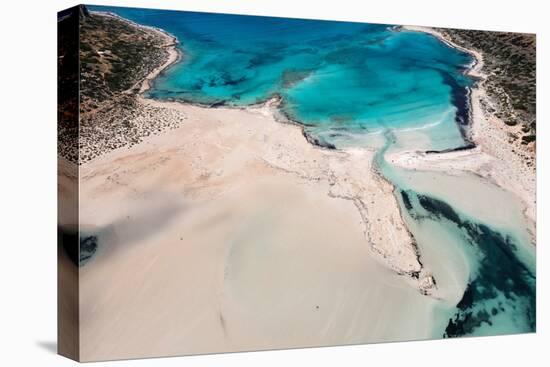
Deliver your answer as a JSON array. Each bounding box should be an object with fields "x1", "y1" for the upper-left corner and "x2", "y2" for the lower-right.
[
  {"x1": 90, "y1": 6, "x2": 535, "y2": 338},
  {"x1": 376, "y1": 131, "x2": 535, "y2": 337},
  {"x1": 91, "y1": 5, "x2": 472, "y2": 151}
]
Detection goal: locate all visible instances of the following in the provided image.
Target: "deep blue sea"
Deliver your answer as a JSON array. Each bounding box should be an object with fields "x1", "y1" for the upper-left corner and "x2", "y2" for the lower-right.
[{"x1": 89, "y1": 5, "x2": 535, "y2": 340}]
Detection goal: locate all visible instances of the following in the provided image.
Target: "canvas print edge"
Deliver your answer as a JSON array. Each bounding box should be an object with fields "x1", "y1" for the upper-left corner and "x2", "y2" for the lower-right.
[{"x1": 57, "y1": 4, "x2": 536, "y2": 362}]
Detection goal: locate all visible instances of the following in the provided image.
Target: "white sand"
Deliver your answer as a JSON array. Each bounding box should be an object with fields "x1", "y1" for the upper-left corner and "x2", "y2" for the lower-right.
[
  {"x1": 73, "y1": 98, "x2": 442, "y2": 360},
  {"x1": 386, "y1": 147, "x2": 534, "y2": 238}
]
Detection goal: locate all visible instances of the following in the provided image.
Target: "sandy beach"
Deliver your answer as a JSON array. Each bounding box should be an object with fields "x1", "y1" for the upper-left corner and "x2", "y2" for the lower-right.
[
  {"x1": 79, "y1": 13, "x2": 440, "y2": 285},
  {"x1": 76, "y1": 94, "x2": 449, "y2": 359}
]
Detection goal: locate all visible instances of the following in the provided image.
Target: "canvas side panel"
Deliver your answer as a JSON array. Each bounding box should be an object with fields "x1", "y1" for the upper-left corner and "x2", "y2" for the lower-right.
[{"x1": 57, "y1": 5, "x2": 81, "y2": 362}]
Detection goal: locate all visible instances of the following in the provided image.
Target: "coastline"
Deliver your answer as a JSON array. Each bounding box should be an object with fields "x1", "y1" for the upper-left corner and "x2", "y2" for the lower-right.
[
  {"x1": 141, "y1": 19, "x2": 536, "y2": 230},
  {"x1": 401, "y1": 25, "x2": 536, "y2": 235},
  {"x1": 90, "y1": 12, "x2": 440, "y2": 287},
  {"x1": 136, "y1": 27, "x2": 181, "y2": 94},
  {"x1": 76, "y1": 11, "x2": 188, "y2": 163},
  {"x1": 402, "y1": 25, "x2": 485, "y2": 79},
  {"x1": 91, "y1": 11, "x2": 183, "y2": 95}
]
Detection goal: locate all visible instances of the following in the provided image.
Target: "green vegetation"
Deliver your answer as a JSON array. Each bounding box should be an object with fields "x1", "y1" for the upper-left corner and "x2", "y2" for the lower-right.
[
  {"x1": 438, "y1": 28, "x2": 536, "y2": 144},
  {"x1": 67, "y1": 6, "x2": 183, "y2": 164},
  {"x1": 79, "y1": 10, "x2": 169, "y2": 112}
]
